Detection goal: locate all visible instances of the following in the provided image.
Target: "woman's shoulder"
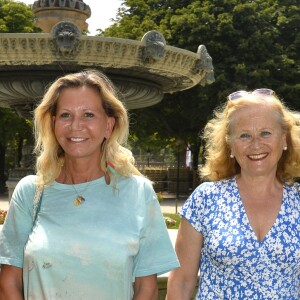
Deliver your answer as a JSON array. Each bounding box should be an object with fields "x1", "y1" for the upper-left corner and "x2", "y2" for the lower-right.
[
  {"x1": 118, "y1": 175, "x2": 155, "y2": 199},
  {"x1": 13, "y1": 175, "x2": 38, "y2": 197},
  {"x1": 181, "y1": 178, "x2": 236, "y2": 214},
  {"x1": 285, "y1": 181, "x2": 300, "y2": 199},
  {"x1": 120, "y1": 174, "x2": 152, "y2": 187},
  {"x1": 292, "y1": 181, "x2": 300, "y2": 189},
  {"x1": 17, "y1": 174, "x2": 38, "y2": 185},
  {"x1": 195, "y1": 177, "x2": 236, "y2": 194}
]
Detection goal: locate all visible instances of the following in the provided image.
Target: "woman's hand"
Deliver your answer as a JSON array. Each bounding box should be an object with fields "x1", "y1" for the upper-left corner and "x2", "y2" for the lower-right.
[
  {"x1": 166, "y1": 218, "x2": 203, "y2": 300},
  {"x1": 133, "y1": 274, "x2": 158, "y2": 300},
  {"x1": 0, "y1": 265, "x2": 23, "y2": 300}
]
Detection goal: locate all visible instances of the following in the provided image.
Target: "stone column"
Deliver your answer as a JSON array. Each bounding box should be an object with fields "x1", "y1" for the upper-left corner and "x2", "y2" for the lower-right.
[{"x1": 6, "y1": 144, "x2": 35, "y2": 201}]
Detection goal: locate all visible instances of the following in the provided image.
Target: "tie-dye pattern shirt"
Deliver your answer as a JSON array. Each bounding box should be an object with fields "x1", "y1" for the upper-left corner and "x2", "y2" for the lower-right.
[{"x1": 0, "y1": 175, "x2": 179, "y2": 299}]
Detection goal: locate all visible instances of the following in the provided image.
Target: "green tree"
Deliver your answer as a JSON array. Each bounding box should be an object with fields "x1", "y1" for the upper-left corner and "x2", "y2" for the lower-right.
[
  {"x1": 0, "y1": 0, "x2": 40, "y2": 33},
  {"x1": 103, "y1": 0, "x2": 300, "y2": 176},
  {"x1": 0, "y1": 108, "x2": 32, "y2": 193},
  {"x1": 0, "y1": 0, "x2": 38, "y2": 192}
]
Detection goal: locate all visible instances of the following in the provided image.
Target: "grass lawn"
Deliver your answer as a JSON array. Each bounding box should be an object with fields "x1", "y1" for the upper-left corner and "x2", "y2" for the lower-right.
[{"x1": 163, "y1": 213, "x2": 181, "y2": 229}]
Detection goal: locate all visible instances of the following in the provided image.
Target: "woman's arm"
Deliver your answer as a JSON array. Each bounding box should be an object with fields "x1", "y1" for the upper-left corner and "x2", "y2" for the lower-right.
[
  {"x1": 166, "y1": 218, "x2": 203, "y2": 300},
  {"x1": 133, "y1": 274, "x2": 158, "y2": 300},
  {"x1": 0, "y1": 264, "x2": 23, "y2": 300}
]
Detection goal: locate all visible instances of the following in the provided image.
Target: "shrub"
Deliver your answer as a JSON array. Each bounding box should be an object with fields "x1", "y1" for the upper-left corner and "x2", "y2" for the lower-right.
[
  {"x1": 0, "y1": 210, "x2": 7, "y2": 225},
  {"x1": 163, "y1": 213, "x2": 180, "y2": 229},
  {"x1": 156, "y1": 192, "x2": 164, "y2": 202}
]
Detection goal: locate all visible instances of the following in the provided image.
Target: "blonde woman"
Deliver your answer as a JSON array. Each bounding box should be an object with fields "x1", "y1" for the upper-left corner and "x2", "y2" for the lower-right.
[
  {"x1": 0, "y1": 70, "x2": 179, "y2": 299},
  {"x1": 167, "y1": 89, "x2": 300, "y2": 299}
]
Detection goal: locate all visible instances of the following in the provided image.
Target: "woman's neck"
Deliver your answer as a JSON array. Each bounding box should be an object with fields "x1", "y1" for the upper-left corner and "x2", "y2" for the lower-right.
[
  {"x1": 236, "y1": 173, "x2": 282, "y2": 197},
  {"x1": 57, "y1": 160, "x2": 104, "y2": 184}
]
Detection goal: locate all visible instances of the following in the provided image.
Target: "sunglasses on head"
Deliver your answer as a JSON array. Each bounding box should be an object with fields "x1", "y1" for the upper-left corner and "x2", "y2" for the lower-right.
[{"x1": 228, "y1": 88, "x2": 275, "y2": 101}]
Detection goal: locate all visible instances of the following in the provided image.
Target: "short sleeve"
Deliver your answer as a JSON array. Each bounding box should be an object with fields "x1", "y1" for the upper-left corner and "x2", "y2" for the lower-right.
[
  {"x1": 0, "y1": 175, "x2": 37, "y2": 268},
  {"x1": 133, "y1": 180, "x2": 179, "y2": 278},
  {"x1": 179, "y1": 181, "x2": 212, "y2": 235},
  {"x1": 294, "y1": 182, "x2": 300, "y2": 199}
]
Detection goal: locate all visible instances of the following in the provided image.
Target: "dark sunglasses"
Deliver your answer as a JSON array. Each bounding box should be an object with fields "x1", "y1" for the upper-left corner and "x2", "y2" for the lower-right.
[{"x1": 228, "y1": 88, "x2": 274, "y2": 101}]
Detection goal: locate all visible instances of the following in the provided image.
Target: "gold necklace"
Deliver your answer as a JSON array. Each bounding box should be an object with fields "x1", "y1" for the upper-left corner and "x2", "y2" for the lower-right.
[
  {"x1": 67, "y1": 176, "x2": 92, "y2": 206},
  {"x1": 64, "y1": 169, "x2": 99, "y2": 206},
  {"x1": 69, "y1": 178, "x2": 93, "y2": 206}
]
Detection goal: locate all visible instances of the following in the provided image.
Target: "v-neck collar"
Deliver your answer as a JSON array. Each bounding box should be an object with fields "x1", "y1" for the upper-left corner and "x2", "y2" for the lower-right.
[{"x1": 233, "y1": 177, "x2": 285, "y2": 245}]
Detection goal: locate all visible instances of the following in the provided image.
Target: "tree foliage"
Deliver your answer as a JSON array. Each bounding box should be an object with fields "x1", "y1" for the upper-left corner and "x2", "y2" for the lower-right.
[
  {"x1": 0, "y1": 0, "x2": 37, "y2": 192},
  {"x1": 0, "y1": 0, "x2": 40, "y2": 33},
  {"x1": 0, "y1": 108, "x2": 33, "y2": 192},
  {"x1": 103, "y1": 0, "x2": 300, "y2": 170}
]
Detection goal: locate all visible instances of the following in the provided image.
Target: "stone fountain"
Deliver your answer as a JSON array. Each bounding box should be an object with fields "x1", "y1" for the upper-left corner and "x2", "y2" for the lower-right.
[{"x1": 0, "y1": 0, "x2": 214, "y2": 198}]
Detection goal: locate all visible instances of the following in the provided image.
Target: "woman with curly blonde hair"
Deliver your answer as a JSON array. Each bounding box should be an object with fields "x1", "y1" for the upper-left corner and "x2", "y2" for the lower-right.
[
  {"x1": 201, "y1": 91, "x2": 300, "y2": 183},
  {"x1": 167, "y1": 89, "x2": 300, "y2": 299},
  {"x1": 0, "y1": 70, "x2": 179, "y2": 300}
]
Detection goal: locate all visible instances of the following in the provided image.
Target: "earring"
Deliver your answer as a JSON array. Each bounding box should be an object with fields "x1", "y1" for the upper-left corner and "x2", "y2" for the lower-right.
[
  {"x1": 107, "y1": 161, "x2": 116, "y2": 174},
  {"x1": 230, "y1": 153, "x2": 234, "y2": 158},
  {"x1": 283, "y1": 146, "x2": 287, "y2": 151},
  {"x1": 102, "y1": 137, "x2": 117, "y2": 185},
  {"x1": 105, "y1": 161, "x2": 116, "y2": 185},
  {"x1": 101, "y1": 138, "x2": 110, "y2": 185}
]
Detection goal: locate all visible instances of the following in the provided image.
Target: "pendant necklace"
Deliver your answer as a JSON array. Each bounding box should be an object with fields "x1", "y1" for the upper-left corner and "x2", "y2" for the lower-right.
[
  {"x1": 73, "y1": 194, "x2": 85, "y2": 206},
  {"x1": 64, "y1": 168, "x2": 101, "y2": 206},
  {"x1": 69, "y1": 179, "x2": 93, "y2": 206}
]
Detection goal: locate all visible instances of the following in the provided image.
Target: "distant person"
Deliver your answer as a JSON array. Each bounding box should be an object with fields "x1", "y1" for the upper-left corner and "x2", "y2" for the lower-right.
[
  {"x1": 0, "y1": 70, "x2": 179, "y2": 299},
  {"x1": 167, "y1": 89, "x2": 300, "y2": 299}
]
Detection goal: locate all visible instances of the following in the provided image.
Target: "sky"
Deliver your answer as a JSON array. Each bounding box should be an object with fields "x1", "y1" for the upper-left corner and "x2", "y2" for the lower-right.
[{"x1": 18, "y1": 0, "x2": 122, "y2": 35}]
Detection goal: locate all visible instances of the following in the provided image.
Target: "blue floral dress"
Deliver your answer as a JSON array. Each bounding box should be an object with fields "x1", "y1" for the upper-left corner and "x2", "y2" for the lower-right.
[{"x1": 179, "y1": 177, "x2": 300, "y2": 299}]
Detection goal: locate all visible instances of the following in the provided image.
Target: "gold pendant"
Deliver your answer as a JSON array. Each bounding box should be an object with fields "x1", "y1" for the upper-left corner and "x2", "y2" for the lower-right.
[{"x1": 73, "y1": 195, "x2": 85, "y2": 206}]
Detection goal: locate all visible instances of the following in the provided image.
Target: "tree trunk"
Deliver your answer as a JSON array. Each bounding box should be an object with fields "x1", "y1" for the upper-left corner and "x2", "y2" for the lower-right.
[
  {"x1": 17, "y1": 135, "x2": 24, "y2": 167},
  {"x1": 0, "y1": 142, "x2": 7, "y2": 193},
  {"x1": 191, "y1": 142, "x2": 201, "y2": 189}
]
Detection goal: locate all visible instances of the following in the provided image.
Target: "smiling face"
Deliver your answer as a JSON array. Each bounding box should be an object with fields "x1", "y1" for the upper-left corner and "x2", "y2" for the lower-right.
[
  {"x1": 53, "y1": 86, "x2": 115, "y2": 162},
  {"x1": 229, "y1": 103, "x2": 287, "y2": 179}
]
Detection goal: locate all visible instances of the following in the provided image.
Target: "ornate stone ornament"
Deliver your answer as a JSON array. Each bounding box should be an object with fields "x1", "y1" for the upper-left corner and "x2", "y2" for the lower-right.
[
  {"x1": 51, "y1": 21, "x2": 81, "y2": 57},
  {"x1": 141, "y1": 30, "x2": 166, "y2": 63},
  {"x1": 32, "y1": 0, "x2": 91, "y2": 32},
  {"x1": 0, "y1": 1, "x2": 215, "y2": 114},
  {"x1": 192, "y1": 45, "x2": 215, "y2": 86}
]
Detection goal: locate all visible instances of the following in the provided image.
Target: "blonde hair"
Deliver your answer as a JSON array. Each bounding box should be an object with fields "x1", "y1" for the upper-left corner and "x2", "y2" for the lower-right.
[
  {"x1": 200, "y1": 92, "x2": 300, "y2": 183},
  {"x1": 34, "y1": 69, "x2": 142, "y2": 186}
]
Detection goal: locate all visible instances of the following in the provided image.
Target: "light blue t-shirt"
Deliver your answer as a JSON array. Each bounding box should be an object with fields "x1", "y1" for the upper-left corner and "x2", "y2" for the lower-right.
[{"x1": 0, "y1": 175, "x2": 179, "y2": 299}]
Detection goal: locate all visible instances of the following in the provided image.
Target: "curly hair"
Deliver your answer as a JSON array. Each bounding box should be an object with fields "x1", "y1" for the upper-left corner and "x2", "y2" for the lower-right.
[
  {"x1": 34, "y1": 69, "x2": 142, "y2": 186},
  {"x1": 200, "y1": 92, "x2": 300, "y2": 183}
]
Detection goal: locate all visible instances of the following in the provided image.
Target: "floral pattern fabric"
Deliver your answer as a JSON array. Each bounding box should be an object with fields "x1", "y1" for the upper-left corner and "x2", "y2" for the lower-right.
[{"x1": 179, "y1": 177, "x2": 300, "y2": 299}]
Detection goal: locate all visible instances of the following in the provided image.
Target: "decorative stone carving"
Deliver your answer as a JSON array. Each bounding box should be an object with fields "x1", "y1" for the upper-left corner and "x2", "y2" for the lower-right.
[
  {"x1": 39, "y1": 0, "x2": 48, "y2": 7},
  {"x1": 51, "y1": 21, "x2": 81, "y2": 57},
  {"x1": 32, "y1": 0, "x2": 90, "y2": 32},
  {"x1": 192, "y1": 45, "x2": 215, "y2": 86},
  {"x1": 114, "y1": 78, "x2": 163, "y2": 109},
  {"x1": 32, "y1": 0, "x2": 90, "y2": 13},
  {"x1": 0, "y1": 32, "x2": 214, "y2": 112},
  {"x1": 141, "y1": 30, "x2": 166, "y2": 63}
]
